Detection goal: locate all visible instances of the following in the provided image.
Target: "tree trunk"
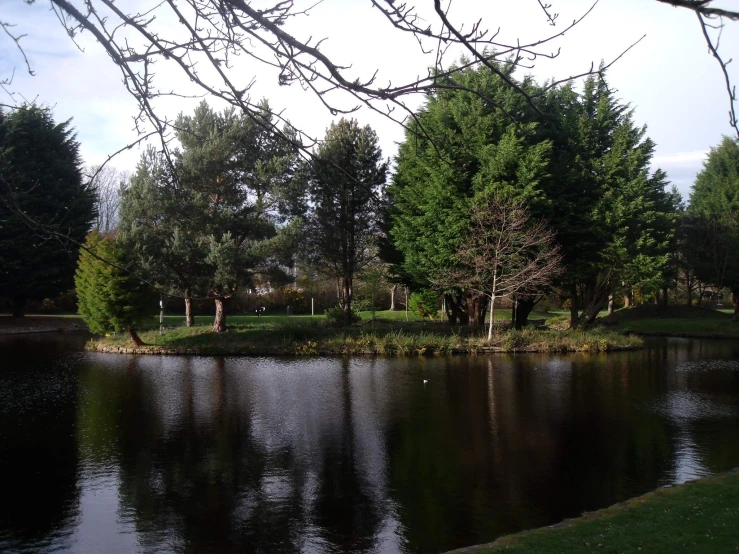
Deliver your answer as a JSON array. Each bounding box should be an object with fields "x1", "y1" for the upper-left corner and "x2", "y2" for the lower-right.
[
  {"x1": 444, "y1": 292, "x2": 466, "y2": 325},
  {"x1": 608, "y1": 293, "x2": 614, "y2": 316},
  {"x1": 389, "y1": 284, "x2": 397, "y2": 311},
  {"x1": 514, "y1": 297, "x2": 537, "y2": 329},
  {"x1": 11, "y1": 295, "x2": 27, "y2": 318},
  {"x1": 342, "y1": 276, "x2": 353, "y2": 325},
  {"x1": 582, "y1": 291, "x2": 610, "y2": 325},
  {"x1": 212, "y1": 297, "x2": 227, "y2": 333},
  {"x1": 661, "y1": 285, "x2": 669, "y2": 307},
  {"x1": 569, "y1": 283, "x2": 579, "y2": 329},
  {"x1": 466, "y1": 292, "x2": 488, "y2": 329},
  {"x1": 732, "y1": 288, "x2": 739, "y2": 320},
  {"x1": 487, "y1": 294, "x2": 496, "y2": 342},
  {"x1": 185, "y1": 287, "x2": 194, "y2": 327},
  {"x1": 128, "y1": 328, "x2": 144, "y2": 346},
  {"x1": 622, "y1": 282, "x2": 631, "y2": 308}
]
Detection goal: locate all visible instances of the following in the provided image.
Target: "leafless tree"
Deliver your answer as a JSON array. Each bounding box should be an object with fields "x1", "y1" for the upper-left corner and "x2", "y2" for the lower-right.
[
  {"x1": 88, "y1": 165, "x2": 128, "y2": 233},
  {"x1": 434, "y1": 194, "x2": 562, "y2": 341}
]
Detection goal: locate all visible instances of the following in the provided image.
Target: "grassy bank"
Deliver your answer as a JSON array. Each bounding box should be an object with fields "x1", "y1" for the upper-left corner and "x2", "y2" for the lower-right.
[
  {"x1": 600, "y1": 305, "x2": 739, "y2": 337},
  {"x1": 91, "y1": 311, "x2": 640, "y2": 355},
  {"x1": 448, "y1": 469, "x2": 739, "y2": 554}
]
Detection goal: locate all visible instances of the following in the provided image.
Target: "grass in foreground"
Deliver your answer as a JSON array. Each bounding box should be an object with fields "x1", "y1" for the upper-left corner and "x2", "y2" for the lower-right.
[
  {"x1": 93, "y1": 311, "x2": 640, "y2": 355},
  {"x1": 448, "y1": 470, "x2": 739, "y2": 554},
  {"x1": 600, "y1": 305, "x2": 739, "y2": 337}
]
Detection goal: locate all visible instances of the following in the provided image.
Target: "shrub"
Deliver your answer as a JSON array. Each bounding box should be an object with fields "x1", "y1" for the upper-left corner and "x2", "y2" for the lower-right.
[
  {"x1": 324, "y1": 305, "x2": 362, "y2": 326},
  {"x1": 409, "y1": 290, "x2": 438, "y2": 319},
  {"x1": 39, "y1": 298, "x2": 58, "y2": 313},
  {"x1": 75, "y1": 230, "x2": 153, "y2": 343},
  {"x1": 283, "y1": 286, "x2": 307, "y2": 312}
]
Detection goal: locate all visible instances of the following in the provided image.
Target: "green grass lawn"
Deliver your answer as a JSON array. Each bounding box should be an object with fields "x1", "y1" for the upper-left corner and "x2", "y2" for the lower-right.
[
  {"x1": 599, "y1": 305, "x2": 739, "y2": 336},
  {"x1": 93, "y1": 308, "x2": 639, "y2": 355},
  {"x1": 448, "y1": 470, "x2": 739, "y2": 554}
]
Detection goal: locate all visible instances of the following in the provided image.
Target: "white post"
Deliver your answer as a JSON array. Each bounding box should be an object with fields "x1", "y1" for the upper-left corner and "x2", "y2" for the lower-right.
[
  {"x1": 405, "y1": 287, "x2": 409, "y2": 321},
  {"x1": 311, "y1": 297, "x2": 314, "y2": 316},
  {"x1": 159, "y1": 295, "x2": 164, "y2": 336}
]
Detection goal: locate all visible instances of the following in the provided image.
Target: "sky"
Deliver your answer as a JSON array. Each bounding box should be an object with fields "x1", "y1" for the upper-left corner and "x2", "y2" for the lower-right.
[{"x1": 1, "y1": 0, "x2": 738, "y2": 200}]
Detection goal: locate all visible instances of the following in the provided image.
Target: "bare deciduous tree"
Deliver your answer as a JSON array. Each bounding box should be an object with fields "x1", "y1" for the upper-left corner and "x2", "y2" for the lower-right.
[
  {"x1": 88, "y1": 165, "x2": 127, "y2": 233},
  {"x1": 435, "y1": 194, "x2": 562, "y2": 341}
]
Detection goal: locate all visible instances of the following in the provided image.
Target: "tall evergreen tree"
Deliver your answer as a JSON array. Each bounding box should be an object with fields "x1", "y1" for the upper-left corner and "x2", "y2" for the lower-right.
[
  {"x1": 389, "y1": 63, "x2": 551, "y2": 328},
  {"x1": 0, "y1": 105, "x2": 96, "y2": 316},
  {"x1": 389, "y1": 67, "x2": 678, "y2": 328},
  {"x1": 688, "y1": 136, "x2": 739, "y2": 316},
  {"x1": 304, "y1": 118, "x2": 387, "y2": 325}
]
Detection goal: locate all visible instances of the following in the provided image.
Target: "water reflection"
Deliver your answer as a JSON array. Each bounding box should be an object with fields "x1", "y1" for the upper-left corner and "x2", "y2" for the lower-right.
[{"x1": 1, "y1": 337, "x2": 739, "y2": 553}]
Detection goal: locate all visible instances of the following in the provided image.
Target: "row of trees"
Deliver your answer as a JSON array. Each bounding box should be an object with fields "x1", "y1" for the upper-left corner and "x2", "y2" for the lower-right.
[
  {"x1": 2, "y1": 64, "x2": 738, "y2": 335},
  {"x1": 74, "y1": 102, "x2": 387, "y2": 336},
  {"x1": 387, "y1": 64, "x2": 680, "y2": 328}
]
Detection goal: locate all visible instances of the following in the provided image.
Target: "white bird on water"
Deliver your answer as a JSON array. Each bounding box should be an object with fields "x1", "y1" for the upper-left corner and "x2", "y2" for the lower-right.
[{"x1": 423, "y1": 379, "x2": 429, "y2": 384}]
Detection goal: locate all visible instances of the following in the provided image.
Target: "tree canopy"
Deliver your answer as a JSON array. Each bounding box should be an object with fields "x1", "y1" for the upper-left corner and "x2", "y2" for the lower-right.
[
  {"x1": 688, "y1": 136, "x2": 739, "y2": 315},
  {"x1": 75, "y1": 230, "x2": 152, "y2": 344},
  {"x1": 388, "y1": 65, "x2": 678, "y2": 328},
  {"x1": 304, "y1": 118, "x2": 387, "y2": 325},
  {"x1": 0, "y1": 105, "x2": 96, "y2": 317},
  {"x1": 118, "y1": 100, "x2": 302, "y2": 331}
]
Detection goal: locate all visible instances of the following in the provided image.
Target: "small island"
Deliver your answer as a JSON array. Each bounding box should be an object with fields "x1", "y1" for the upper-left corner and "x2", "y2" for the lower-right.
[{"x1": 88, "y1": 310, "x2": 643, "y2": 356}]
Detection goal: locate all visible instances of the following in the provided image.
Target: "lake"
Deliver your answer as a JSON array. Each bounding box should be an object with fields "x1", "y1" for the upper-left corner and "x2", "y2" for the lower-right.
[{"x1": 1, "y1": 334, "x2": 738, "y2": 553}]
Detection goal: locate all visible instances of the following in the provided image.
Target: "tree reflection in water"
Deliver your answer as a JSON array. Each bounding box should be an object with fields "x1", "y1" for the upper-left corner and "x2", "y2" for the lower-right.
[{"x1": 1, "y1": 336, "x2": 739, "y2": 553}]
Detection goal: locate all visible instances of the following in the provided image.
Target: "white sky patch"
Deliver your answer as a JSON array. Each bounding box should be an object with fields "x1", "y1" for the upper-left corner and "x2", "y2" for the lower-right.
[{"x1": 651, "y1": 151, "x2": 709, "y2": 200}]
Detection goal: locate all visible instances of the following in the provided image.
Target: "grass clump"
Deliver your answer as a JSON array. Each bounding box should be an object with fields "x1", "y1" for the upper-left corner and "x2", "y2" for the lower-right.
[{"x1": 447, "y1": 470, "x2": 739, "y2": 554}]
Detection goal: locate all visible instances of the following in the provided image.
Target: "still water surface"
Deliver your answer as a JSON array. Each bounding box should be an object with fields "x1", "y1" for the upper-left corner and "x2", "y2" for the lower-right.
[{"x1": 1, "y1": 335, "x2": 739, "y2": 553}]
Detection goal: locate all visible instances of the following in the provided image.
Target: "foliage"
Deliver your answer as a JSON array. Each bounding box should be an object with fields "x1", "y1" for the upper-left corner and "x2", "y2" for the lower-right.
[
  {"x1": 0, "y1": 105, "x2": 96, "y2": 316},
  {"x1": 118, "y1": 101, "x2": 302, "y2": 330},
  {"x1": 304, "y1": 118, "x2": 387, "y2": 325},
  {"x1": 437, "y1": 193, "x2": 562, "y2": 339},
  {"x1": 324, "y1": 304, "x2": 361, "y2": 326},
  {"x1": 688, "y1": 136, "x2": 739, "y2": 313},
  {"x1": 282, "y1": 286, "x2": 307, "y2": 312},
  {"x1": 389, "y1": 66, "x2": 678, "y2": 327},
  {"x1": 75, "y1": 230, "x2": 152, "y2": 336},
  {"x1": 389, "y1": 63, "x2": 550, "y2": 326},
  {"x1": 409, "y1": 290, "x2": 438, "y2": 320}
]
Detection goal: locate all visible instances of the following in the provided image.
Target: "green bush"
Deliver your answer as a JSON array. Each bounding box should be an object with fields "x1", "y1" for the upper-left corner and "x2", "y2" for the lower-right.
[
  {"x1": 75, "y1": 230, "x2": 153, "y2": 337},
  {"x1": 324, "y1": 305, "x2": 362, "y2": 326},
  {"x1": 39, "y1": 298, "x2": 58, "y2": 313},
  {"x1": 409, "y1": 290, "x2": 438, "y2": 319}
]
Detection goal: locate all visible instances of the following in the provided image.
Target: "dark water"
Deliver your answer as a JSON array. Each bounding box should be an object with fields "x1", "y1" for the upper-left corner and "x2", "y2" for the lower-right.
[{"x1": 1, "y1": 335, "x2": 739, "y2": 553}]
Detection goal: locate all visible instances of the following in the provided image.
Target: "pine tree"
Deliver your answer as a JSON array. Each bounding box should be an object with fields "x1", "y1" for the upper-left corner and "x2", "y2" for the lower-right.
[
  {"x1": 119, "y1": 101, "x2": 302, "y2": 332},
  {"x1": 304, "y1": 118, "x2": 387, "y2": 325},
  {"x1": 75, "y1": 230, "x2": 152, "y2": 345}
]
